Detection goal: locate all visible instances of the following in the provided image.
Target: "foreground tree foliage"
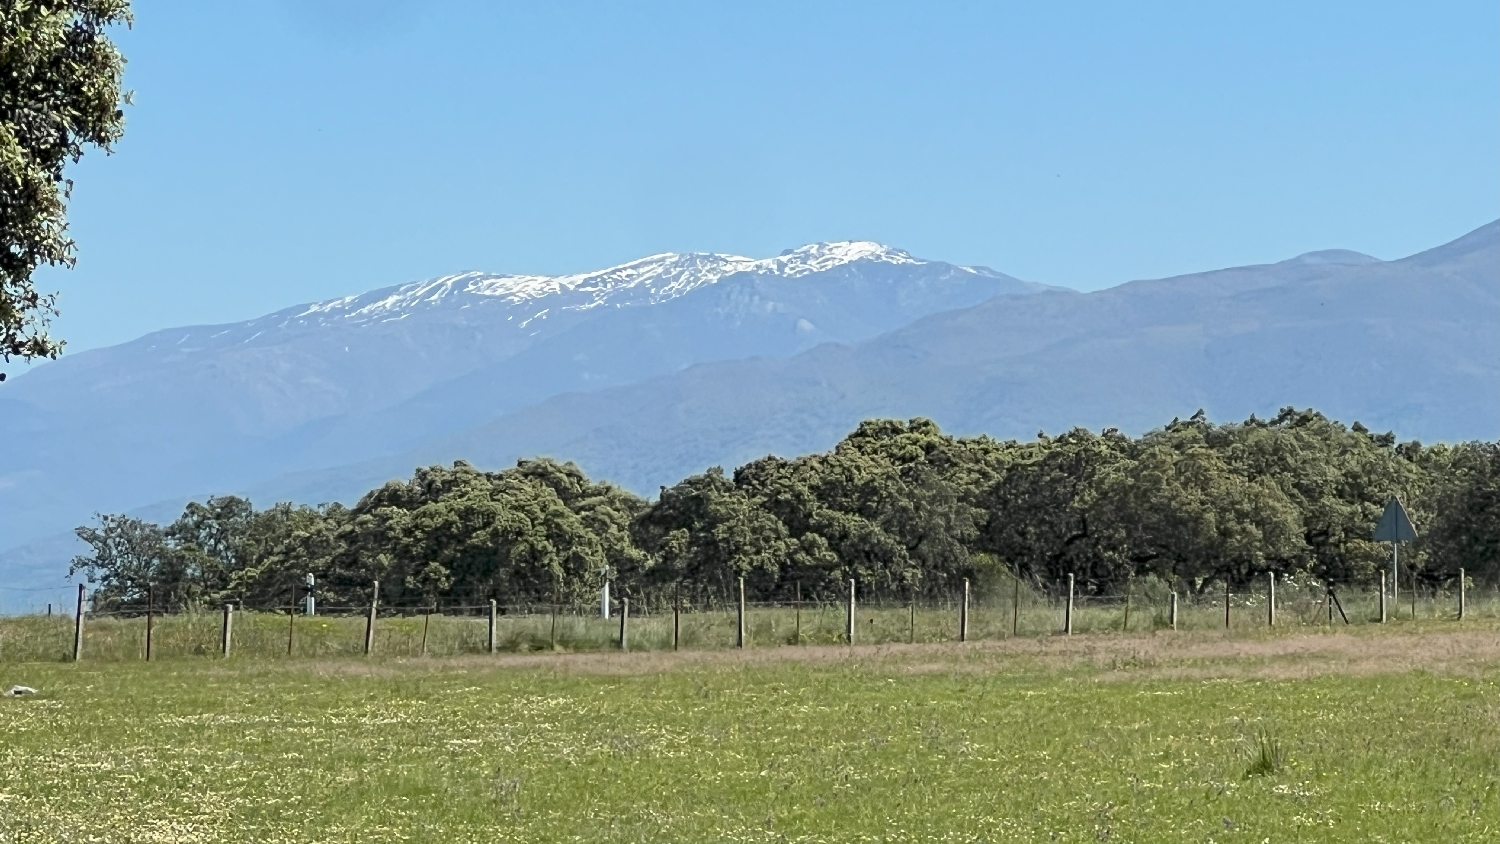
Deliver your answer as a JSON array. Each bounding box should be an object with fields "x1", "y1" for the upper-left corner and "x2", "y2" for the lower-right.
[
  {"x1": 0, "y1": 0, "x2": 131, "y2": 363},
  {"x1": 72, "y1": 410, "x2": 1499, "y2": 610}
]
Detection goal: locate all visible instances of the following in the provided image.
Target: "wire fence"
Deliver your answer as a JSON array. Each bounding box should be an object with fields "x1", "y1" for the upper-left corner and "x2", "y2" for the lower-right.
[{"x1": 2, "y1": 573, "x2": 1496, "y2": 664}]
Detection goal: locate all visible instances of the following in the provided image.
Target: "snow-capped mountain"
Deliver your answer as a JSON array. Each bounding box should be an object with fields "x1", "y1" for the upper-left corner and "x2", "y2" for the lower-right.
[
  {"x1": 0, "y1": 242, "x2": 1048, "y2": 559},
  {"x1": 281, "y1": 242, "x2": 926, "y2": 329},
  {"x1": 3, "y1": 222, "x2": 1497, "y2": 593}
]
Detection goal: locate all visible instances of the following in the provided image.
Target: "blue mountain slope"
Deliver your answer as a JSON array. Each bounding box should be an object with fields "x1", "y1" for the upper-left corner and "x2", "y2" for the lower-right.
[
  {"x1": 0, "y1": 243, "x2": 1047, "y2": 561},
  {"x1": 238, "y1": 220, "x2": 1498, "y2": 510}
]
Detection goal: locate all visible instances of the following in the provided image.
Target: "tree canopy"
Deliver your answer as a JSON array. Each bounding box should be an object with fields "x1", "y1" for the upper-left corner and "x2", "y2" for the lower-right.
[
  {"x1": 72, "y1": 410, "x2": 1499, "y2": 610},
  {"x1": 1, "y1": 0, "x2": 130, "y2": 363}
]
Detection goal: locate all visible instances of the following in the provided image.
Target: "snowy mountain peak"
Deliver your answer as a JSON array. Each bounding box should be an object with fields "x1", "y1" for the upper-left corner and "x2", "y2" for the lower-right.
[{"x1": 281, "y1": 241, "x2": 929, "y2": 328}]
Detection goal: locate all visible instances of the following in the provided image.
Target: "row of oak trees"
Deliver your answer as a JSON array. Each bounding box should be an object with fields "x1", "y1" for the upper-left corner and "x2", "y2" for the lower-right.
[{"x1": 72, "y1": 408, "x2": 1500, "y2": 611}]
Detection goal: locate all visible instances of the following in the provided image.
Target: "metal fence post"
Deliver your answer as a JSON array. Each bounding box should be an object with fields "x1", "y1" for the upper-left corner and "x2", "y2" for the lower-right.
[
  {"x1": 1169, "y1": 591, "x2": 1178, "y2": 631},
  {"x1": 488, "y1": 599, "x2": 497, "y2": 654},
  {"x1": 959, "y1": 578, "x2": 970, "y2": 642},
  {"x1": 846, "y1": 579, "x2": 856, "y2": 645},
  {"x1": 1267, "y1": 573, "x2": 1276, "y2": 628},
  {"x1": 1379, "y1": 570, "x2": 1387, "y2": 623},
  {"x1": 221, "y1": 603, "x2": 233, "y2": 657},
  {"x1": 1458, "y1": 567, "x2": 1466, "y2": 620}
]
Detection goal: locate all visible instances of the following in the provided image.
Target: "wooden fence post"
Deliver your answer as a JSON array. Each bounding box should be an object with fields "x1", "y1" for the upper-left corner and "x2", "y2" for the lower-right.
[
  {"x1": 72, "y1": 583, "x2": 85, "y2": 662},
  {"x1": 549, "y1": 600, "x2": 558, "y2": 651},
  {"x1": 1410, "y1": 569, "x2": 1416, "y2": 620},
  {"x1": 1379, "y1": 570, "x2": 1387, "y2": 623},
  {"x1": 145, "y1": 584, "x2": 155, "y2": 662},
  {"x1": 736, "y1": 577, "x2": 746, "y2": 649},
  {"x1": 1012, "y1": 571, "x2": 1021, "y2": 636},
  {"x1": 846, "y1": 579, "x2": 856, "y2": 645},
  {"x1": 1458, "y1": 568, "x2": 1466, "y2": 620},
  {"x1": 1267, "y1": 573, "x2": 1276, "y2": 628},
  {"x1": 287, "y1": 587, "x2": 296, "y2": 656},
  {"x1": 364, "y1": 580, "x2": 379, "y2": 656},
  {"x1": 421, "y1": 605, "x2": 432, "y2": 657},
  {"x1": 1064, "y1": 573, "x2": 1074, "y2": 636},
  {"x1": 1169, "y1": 592, "x2": 1178, "y2": 631},
  {"x1": 488, "y1": 599, "x2": 497, "y2": 654},
  {"x1": 959, "y1": 578, "x2": 970, "y2": 643},
  {"x1": 619, "y1": 597, "x2": 629, "y2": 652},
  {"x1": 221, "y1": 603, "x2": 233, "y2": 657},
  {"x1": 794, "y1": 582, "x2": 802, "y2": 645}
]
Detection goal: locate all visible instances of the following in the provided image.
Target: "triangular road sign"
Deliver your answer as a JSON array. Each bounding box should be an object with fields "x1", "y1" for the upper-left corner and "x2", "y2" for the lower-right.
[{"x1": 1372, "y1": 496, "x2": 1417, "y2": 543}]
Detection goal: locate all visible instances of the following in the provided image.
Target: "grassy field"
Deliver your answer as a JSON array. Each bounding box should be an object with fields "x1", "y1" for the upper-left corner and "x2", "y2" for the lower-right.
[{"x1": 1, "y1": 622, "x2": 1497, "y2": 842}]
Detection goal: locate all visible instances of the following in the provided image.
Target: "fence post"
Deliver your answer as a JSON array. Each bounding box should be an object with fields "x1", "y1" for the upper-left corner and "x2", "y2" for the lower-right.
[
  {"x1": 1267, "y1": 573, "x2": 1275, "y2": 628},
  {"x1": 959, "y1": 578, "x2": 970, "y2": 643},
  {"x1": 287, "y1": 587, "x2": 296, "y2": 656},
  {"x1": 736, "y1": 577, "x2": 746, "y2": 649},
  {"x1": 364, "y1": 580, "x2": 379, "y2": 656},
  {"x1": 794, "y1": 582, "x2": 802, "y2": 645},
  {"x1": 488, "y1": 599, "x2": 497, "y2": 654},
  {"x1": 1123, "y1": 576, "x2": 1132, "y2": 632},
  {"x1": 909, "y1": 598, "x2": 916, "y2": 644},
  {"x1": 421, "y1": 605, "x2": 432, "y2": 657},
  {"x1": 673, "y1": 591, "x2": 681, "y2": 652},
  {"x1": 72, "y1": 583, "x2": 85, "y2": 662},
  {"x1": 1012, "y1": 571, "x2": 1021, "y2": 636},
  {"x1": 1064, "y1": 573, "x2": 1074, "y2": 636},
  {"x1": 846, "y1": 579, "x2": 856, "y2": 645},
  {"x1": 1458, "y1": 568, "x2": 1466, "y2": 620},
  {"x1": 221, "y1": 603, "x2": 233, "y2": 657},
  {"x1": 145, "y1": 584, "x2": 155, "y2": 662},
  {"x1": 619, "y1": 597, "x2": 629, "y2": 652},
  {"x1": 1410, "y1": 569, "x2": 1416, "y2": 620},
  {"x1": 1379, "y1": 571, "x2": 1388, "y2": 623},
  {"x1": 1169, "y1": 591, "x2": 1178, "y2": 631},
  {"x1": 1224, "y1": 580, "x2": 1231, "y2": 629},
  {"x1": 549, "y1": 600, "x2": 558, "y2": 651}
]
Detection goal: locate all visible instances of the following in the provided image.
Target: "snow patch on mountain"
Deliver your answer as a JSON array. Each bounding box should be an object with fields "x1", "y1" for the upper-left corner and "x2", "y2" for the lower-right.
[{"x1": 280, "y1": 241, "x2": 926, "y2": 329}]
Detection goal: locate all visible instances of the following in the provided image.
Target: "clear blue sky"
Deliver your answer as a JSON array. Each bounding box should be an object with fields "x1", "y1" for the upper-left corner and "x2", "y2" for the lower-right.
[{"x1": 34, "y1": 0, "x2": 1500, "y2": 356}]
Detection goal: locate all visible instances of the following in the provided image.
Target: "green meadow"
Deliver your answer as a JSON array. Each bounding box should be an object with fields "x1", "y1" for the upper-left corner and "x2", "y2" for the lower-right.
[{"x1": 1, "y1": 622, "x2": 1497, "y2": 843}]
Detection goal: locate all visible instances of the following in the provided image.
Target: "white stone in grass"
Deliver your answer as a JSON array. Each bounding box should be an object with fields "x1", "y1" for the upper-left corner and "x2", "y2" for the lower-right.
[{"x1": 5, "y1": 685, "x2": 37, "y2": 696}]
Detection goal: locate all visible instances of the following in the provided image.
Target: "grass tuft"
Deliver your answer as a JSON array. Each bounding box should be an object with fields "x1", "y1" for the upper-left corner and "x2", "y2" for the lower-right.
[{"x1": 1244, "y1": 728, "x2": 1288, "y2": 777}]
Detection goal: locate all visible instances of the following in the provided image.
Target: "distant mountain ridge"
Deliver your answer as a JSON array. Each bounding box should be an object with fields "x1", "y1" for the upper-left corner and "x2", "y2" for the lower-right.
[
  {"x1": 0, "y1": 241, "x2": 1048, "y2": 567},
  {"x1": 2, "y1": 221, "x2": 1495, "y2": 595},
  {"x1": 235, "y1": 219, "x2": 1500, "y2": 512}
]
